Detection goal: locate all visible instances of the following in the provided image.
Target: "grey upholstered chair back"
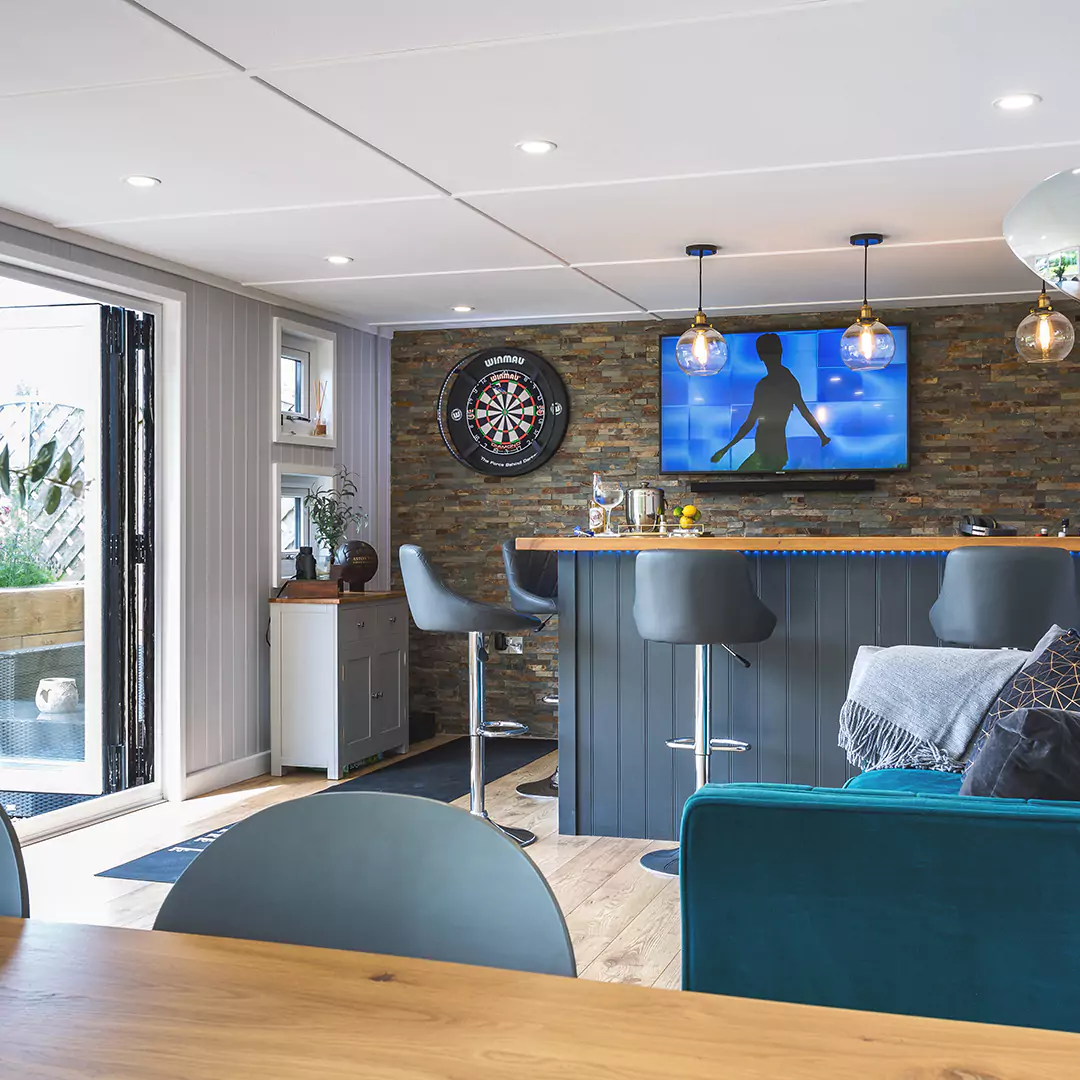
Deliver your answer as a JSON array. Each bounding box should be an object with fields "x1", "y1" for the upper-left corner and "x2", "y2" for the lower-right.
[
  {"x1": 0, "y1": 804, "x2": 28, "y2": 918},
  {"x1": 634, "y1": 551, "x2": 777, "y2": 645},
  {"x1": 154, "y1": 791, "x2": 575, "y2": 977},
  {"x1": 502, "y1": 541, "x2": 558, "y2": 616},
  {"x1": 930, "y1": 546, "x2": 1080, "y2": 650},
  {"x1": 399, "y1": 544, "x2": 538, "y2": 634}
]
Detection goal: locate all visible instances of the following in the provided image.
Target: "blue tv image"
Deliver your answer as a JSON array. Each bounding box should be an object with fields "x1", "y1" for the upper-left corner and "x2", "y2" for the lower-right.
[{"x1": 660, "y1": 326, "x2": 909, "y2": 474}]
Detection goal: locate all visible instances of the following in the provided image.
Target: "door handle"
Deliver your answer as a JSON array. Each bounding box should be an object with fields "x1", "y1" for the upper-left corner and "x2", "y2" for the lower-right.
[
  {"x1": 357, "y1": 620, "x2": 366, "y2": 628},
  {"x1": 388, "y1": 616, "x2": 397, "y2": 623},
  {"x1": 371, "y1": 691, "x2": 383, "y2": 699}
]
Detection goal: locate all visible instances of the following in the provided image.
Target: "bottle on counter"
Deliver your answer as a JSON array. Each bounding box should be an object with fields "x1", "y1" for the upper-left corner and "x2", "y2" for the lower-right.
[
  {"x1": 588, "y1": 472, "x2": 605, "y2": 533},
  {"x1": 1060, "y1": 517, "x2": 1071, "y2": 538}
]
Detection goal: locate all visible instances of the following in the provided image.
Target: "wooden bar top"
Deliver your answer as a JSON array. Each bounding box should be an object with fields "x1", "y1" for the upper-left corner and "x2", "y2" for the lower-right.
[
  {"x1": 270, "y1": 590, "x2": 405, "y2": 605},
  {"x1": 518, "y1": 534, "x2": 1080, "y2": 552},
  {"x1": 1, "y1": 919, "x2": 1077, "y2": 1079}
]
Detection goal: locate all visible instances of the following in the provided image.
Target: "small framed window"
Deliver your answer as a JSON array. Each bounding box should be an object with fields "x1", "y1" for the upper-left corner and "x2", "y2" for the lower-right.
[
  {"x1": 280, "y1": 495, "x2": 303, "y2": 553},
  {"x1": 280, "y1": 346, "x2": 309, "y2": 420}
]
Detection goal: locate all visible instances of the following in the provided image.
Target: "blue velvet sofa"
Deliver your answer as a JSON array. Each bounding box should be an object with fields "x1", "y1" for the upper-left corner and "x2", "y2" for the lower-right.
[{"x1": 680, "y1": 769, "x2": 1080, "y2": 1032}]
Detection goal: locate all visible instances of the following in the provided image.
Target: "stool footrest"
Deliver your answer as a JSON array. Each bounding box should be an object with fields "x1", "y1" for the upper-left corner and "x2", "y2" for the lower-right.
[
  {"x1": 665, "y1": 737, "x2": 695, "y2": 751},
  {"x1": 481, "y1": 720, "x2": 529, "y2": 738},
  {"x1": 710, "y1": 738, "x2": 751, "y2": 752}
]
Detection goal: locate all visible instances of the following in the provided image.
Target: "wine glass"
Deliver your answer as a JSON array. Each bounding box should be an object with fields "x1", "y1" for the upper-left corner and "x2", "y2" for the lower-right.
[{"x1": 593, "y1": 476, "x2": 625, "y2": 537}]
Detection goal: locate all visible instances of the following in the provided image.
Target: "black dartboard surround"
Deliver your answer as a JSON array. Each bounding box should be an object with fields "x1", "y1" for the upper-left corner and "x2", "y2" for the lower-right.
[{"x1": 439, "y1": 347, "x2": 569, "y2": 476}]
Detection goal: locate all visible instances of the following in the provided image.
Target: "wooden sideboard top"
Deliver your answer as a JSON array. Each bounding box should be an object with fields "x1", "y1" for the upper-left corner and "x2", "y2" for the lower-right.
[
  {"x1": 270, "y1": 590, "x2": 406, "y2": 605},
  {"x1": 517, "y1": 535, "x2": 1080, "y2": 553}
]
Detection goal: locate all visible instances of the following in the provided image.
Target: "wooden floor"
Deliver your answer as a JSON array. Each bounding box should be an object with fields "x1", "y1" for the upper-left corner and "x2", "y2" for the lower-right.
[{"x1": 20, "y1": 739, "x2": 682, "y2": 989}]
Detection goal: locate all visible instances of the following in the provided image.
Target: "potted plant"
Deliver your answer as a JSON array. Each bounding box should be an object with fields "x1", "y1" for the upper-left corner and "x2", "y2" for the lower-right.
[{"x1": 303, "y1": 466, "x2": 368, "y2": 578}]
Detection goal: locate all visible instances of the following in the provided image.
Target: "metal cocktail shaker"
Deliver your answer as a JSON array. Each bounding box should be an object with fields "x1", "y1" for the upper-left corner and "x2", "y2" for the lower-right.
[{"x1": 625, "y1": 482, "x2": 665, "y2": 530}]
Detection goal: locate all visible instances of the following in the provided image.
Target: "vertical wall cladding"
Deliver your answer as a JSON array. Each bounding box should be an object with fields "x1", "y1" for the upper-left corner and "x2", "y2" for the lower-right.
[
  {"x1": 183, "y1": 285, "x2": 389, "y2": 775},
  {"x1": 390, "y1": 300, "x2": 1080, "y2": 736}
]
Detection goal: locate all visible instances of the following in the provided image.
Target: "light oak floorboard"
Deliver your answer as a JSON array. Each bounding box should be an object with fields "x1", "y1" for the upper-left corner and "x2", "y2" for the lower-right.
[{"x1": 22, "y1": 740, "x2": 682, "y2": 987}]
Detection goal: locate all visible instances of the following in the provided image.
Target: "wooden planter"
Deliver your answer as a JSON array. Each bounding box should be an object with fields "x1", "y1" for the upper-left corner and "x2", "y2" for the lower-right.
[{"x1": 0, "y1": 584, "x2": 84, "y2": 651}]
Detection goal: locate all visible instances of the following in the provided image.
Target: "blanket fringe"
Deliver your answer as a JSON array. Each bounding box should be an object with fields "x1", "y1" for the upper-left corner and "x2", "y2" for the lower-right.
[{"x1": 838, "y1": 700, "x2": 962, "y2": 773}]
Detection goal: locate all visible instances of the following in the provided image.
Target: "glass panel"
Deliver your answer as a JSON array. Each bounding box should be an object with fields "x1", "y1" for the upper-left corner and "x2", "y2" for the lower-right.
[
  {"x1": 280, "y1": 355, "x2": 302, "y2": 414},
  {"x1": 280, "y1": 496, "x2": 301, "y2": 552},
  {"x1": 0, "y1": 299, "x2": 104, "y2": 810}
]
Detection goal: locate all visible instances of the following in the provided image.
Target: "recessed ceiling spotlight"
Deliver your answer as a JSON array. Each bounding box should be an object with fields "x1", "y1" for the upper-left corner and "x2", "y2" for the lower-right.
[
  {"x1": 993, "y1": 92, "x2": 1042, "y2": 111},
  {"x1": 1073, "y1": 168, "x2": 1080, "y2": 175},
  {"x1": 325, "y1": 255, "x2": 353, "y2": 265},
  {"x1": 516, "y1": 139, "x2": 558, "y2": 155},
  {"x1": 124, "y1": 175, "x2": 160, "y2": 187},
  {"x1": 452, "y1": 305, "x2": 474, "y2": 313}
]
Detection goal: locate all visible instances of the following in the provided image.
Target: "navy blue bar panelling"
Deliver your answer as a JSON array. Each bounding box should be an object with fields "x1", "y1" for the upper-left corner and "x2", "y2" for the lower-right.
[{"x1": 559, "y1": 551, "x2": 954, "y2": 841}]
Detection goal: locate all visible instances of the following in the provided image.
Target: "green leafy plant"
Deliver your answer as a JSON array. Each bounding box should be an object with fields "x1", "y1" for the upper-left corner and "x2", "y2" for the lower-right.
[
  {"x1": 0, "y1": 514, "x2": 58, "y2": 588},
  {"x1": 0, "y1": 439, "x2": 83, "y2": 515},
  {"x1": 303, "y1": 466, "x2": 367, "y2": 565}
]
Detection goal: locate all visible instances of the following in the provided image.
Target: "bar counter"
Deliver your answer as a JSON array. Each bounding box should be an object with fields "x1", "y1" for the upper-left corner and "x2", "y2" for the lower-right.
[{"x1": 518, "y1": 535, "x2": 1080, "y2": 840}]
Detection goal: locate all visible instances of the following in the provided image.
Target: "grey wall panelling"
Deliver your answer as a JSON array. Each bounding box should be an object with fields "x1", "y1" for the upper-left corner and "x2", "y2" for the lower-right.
[{"x1": 560, "y1": 551, "x2": 957, "y2": 841}]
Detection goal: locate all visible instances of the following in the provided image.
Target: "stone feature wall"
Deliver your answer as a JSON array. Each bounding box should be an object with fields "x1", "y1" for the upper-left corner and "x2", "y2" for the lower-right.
[{"x1": 391, "y1": 300, "x2": 1080, "y2": 735}]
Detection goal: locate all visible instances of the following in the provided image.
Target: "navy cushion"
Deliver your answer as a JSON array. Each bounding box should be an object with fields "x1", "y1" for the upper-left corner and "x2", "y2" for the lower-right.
[
  {"x1": 960, "y1": 707, "x2": 1080, "y2": 799},
  {"x1": 967, "y1": 628, "x2": 1080, "y2": 769}
]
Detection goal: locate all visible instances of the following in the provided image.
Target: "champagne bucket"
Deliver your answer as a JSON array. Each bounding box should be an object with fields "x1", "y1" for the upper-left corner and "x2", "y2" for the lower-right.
[{"x1": 625, "y1": 482, "x2": 665, "y2": 529}]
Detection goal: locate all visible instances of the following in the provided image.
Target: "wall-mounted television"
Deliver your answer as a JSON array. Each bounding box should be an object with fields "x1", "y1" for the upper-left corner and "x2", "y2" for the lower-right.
[{"x1": 659, "y1": 326, "x2": 909, "y2": 475}]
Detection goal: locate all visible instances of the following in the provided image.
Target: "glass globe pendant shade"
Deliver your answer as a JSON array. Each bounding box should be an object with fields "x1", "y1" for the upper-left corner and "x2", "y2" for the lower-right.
[
  {"x1": 676, "y1": 311, "x2": 728, "y2": 375},
  {"x1": 1015, "y1": 291, "x2": 1075, "y2": 362},
  {"x1": 840, "y1": 305, "x2": 896, "y2": 371}
]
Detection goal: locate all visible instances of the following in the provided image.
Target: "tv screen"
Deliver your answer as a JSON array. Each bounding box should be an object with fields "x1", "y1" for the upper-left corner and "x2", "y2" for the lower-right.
[{"x1": 659, "y1": 326, "x2": 908, "y2": 474}]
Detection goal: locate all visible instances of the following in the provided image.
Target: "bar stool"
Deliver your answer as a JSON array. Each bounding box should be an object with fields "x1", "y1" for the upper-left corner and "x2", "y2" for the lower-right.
[
  {"x1": 929, "y1": 546, "x2": 1079, "y2": 650},
  {"x1": 634, "y1": 550, "x2": 776, "y2": 876},
  {"x1": 502, "y1": 540, "x2": 560, "y2": 800},
  {"x1": 399, "y1": 544, "x2": 541, "y2": 846}
]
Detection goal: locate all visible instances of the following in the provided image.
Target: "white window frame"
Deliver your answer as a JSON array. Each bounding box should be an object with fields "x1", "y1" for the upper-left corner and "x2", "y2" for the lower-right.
[
  {"x1": 279, "y1": 345, "x2": 310, "y2": 422},
  {"x1": 271, "y1": 463, "x2": 337, "y2": 588},
  {"x1": 272, "y1": 318, "x2": 336, "y2": 448}
]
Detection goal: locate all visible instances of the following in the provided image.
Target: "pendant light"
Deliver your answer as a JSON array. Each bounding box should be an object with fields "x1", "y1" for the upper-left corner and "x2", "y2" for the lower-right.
[
  {"x1": 675, "y1": 244, "x2": 728, "y2": 376},
  {"x1": 840, "y1": 233, "x2": 895, "y2": 371},
  {"x1": 1015, "y1": 282, "x2": 1075, "y2": 362}
]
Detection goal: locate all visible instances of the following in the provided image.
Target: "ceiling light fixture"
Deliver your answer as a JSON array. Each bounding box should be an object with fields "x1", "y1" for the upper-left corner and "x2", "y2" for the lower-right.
[
  {"x1": 1015, "y1": 282, "x2": 1075, "y2": 361},
  {"x1": 452, "y1": 306, "x2": 474, "y2": 313},
  {"x1": 993, "y1": 92, "x2": 1042, "y2": 111},
  {"x1": 675, "y1": 244, "x2": 727, "y2": 376},
  {"x1": 841, "y1": 233, "x2": 895, "y2": 371},
  {"x1": 325, "y1": 255, "x2": 353, "y2": 265},
  {"x1": 124, "y1": 175, "x2": 160, "y2": 188},
  {"x1": 516, "y1": 140, "x2": 557, "y2": 155}
]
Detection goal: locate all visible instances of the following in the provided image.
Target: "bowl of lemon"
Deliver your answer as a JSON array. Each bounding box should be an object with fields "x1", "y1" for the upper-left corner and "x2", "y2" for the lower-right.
[{"x1": 669, "y1": 503, "x2": 705, "y2": 536}]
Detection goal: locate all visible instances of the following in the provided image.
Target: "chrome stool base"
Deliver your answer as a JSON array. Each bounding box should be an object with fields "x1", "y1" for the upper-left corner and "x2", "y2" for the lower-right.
[
  {"x1": 640, "y1": 848, "x2": 680, "y2": 877},
  {"x1": 491, "y1": 821, "x2": 538, "y2": 847},
  {"x1": 516, "y1": 769, "x2": 558, "y2": 800}
]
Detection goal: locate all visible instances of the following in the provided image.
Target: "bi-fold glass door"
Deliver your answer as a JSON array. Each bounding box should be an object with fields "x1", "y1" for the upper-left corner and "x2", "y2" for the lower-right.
[{"x1": 0, "y1": 298, "x2": 153, "y2": 818}]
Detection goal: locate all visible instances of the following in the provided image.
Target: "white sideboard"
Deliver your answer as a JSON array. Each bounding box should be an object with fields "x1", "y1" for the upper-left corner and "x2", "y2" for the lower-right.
[{"x1": 269, "y1": 592, "x2": 409, "y2": 780}]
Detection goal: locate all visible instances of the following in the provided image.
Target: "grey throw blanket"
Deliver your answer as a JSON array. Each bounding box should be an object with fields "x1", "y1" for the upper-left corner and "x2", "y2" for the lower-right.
[{"x1": 838, "y1": 645, "x2": 1028, "y2": 772}]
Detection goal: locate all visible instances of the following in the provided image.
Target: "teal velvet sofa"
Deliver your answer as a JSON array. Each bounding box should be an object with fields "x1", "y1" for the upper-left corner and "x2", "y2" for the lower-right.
[{"x1": 680, "y1": 771, "x2": 1080, "y2": 1032}]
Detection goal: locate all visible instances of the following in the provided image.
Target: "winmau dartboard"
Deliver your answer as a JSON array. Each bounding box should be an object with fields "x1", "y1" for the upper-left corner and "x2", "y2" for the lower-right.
[{"x1": 438, "y1": 347, "x2": 569, "y2": 476}]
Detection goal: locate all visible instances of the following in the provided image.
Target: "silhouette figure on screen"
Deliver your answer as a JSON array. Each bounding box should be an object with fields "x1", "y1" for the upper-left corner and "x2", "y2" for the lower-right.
[{"x1": 710, "y1": 332, "x2": 830, "y2": 471}]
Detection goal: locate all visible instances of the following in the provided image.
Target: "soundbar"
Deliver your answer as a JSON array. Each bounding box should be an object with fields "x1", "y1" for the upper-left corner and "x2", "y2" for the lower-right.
[{"x1": 687, "y1": 477, "x2": 877, "y2": 495}]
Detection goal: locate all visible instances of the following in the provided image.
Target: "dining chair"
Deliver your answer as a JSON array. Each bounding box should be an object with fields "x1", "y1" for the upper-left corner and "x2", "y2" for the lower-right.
[
  {"x1": 154, "y1": 791, "x2": 575, "y2": 977},
  {"x1": 0, "y1": 804, "x2": 29, "y2": 918}
]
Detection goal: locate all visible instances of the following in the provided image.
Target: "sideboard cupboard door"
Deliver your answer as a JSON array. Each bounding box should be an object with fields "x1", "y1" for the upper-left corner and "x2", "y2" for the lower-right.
[
  {"x1": 371, "y1": 645, "x2": 408, "y2": 750},
  {"x1": 337, "y1": 643, "x2": 374, "y2": 780}
]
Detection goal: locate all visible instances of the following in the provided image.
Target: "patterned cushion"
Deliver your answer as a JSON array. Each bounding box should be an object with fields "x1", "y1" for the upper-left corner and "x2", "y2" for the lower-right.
[{"x1": 966, "y1": 628, "x2": 1080, "y2": 769}]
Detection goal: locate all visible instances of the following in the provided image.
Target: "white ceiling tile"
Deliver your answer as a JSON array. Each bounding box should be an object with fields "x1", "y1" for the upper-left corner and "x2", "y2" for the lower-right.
[
  {"x1": 0, "y1": 77, "x2": 432, "y2": 226},
  {"x1": 0, "y1": 0, "x2": 233, "y2": 96},
  {"x1": 468, "y1": 147, "x2": 1080, "y2": 265},
  {"x1": 269, "y1": 0, "x2": 1080, "y2": 193},
  {"x1": 138, "y1": 0, "x2": 814, "y2": 69},
  {"x1": 79, "y1": 198, "x2": 555, "y2": 283},
  {"x1": 587, "y1": 240, "x2": 1037, "y2": 314},
  {"x1": 263, "y1": 266, "x2": 642, "y2": 326}
]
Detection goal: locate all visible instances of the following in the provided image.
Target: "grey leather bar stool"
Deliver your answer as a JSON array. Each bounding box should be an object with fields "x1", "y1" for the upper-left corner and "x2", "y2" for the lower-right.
[
  {"x1": 634, "y1": 550, "x2": 776, "y2": 876},
  {"x1": 400, "y1": 544, "x2": 541, "y2": 846},
  {"x1": 502, "y1": 540, "x2": 560, "y2": 800},
  {"x1": 930, "y1": 546, "x2": 1079, "y2": 650}
]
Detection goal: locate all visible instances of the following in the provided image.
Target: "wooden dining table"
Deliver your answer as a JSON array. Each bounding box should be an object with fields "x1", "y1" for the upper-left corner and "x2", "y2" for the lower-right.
[{"x1": 0, "y1": 917, "x2": 1077, "y2": 1079}]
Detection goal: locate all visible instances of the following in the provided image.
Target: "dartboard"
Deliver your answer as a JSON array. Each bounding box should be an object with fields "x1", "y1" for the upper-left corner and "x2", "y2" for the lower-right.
[{"x1": 439, "y1": 347, "x2": 569, "y2": 476}]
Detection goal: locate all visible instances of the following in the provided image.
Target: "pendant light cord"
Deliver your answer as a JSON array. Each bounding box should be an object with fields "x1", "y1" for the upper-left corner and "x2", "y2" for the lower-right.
[
  {"x1": 698, "y1": 253, "x2": 704, "y2": 312},
  {"x1": 862, "y1": 241, "x2": 869, "y2": 306}
]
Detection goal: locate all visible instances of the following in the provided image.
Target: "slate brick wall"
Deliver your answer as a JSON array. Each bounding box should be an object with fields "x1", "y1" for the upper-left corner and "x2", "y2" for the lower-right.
[{"x1": 391, "y1": 300, "x2": 1080, "y2": 736}]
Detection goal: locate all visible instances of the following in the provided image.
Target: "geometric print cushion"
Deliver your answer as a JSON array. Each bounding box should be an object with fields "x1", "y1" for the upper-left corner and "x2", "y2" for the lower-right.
[{"x1": 965, "y1": 628, "x2": 1080, "y2": 770}]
